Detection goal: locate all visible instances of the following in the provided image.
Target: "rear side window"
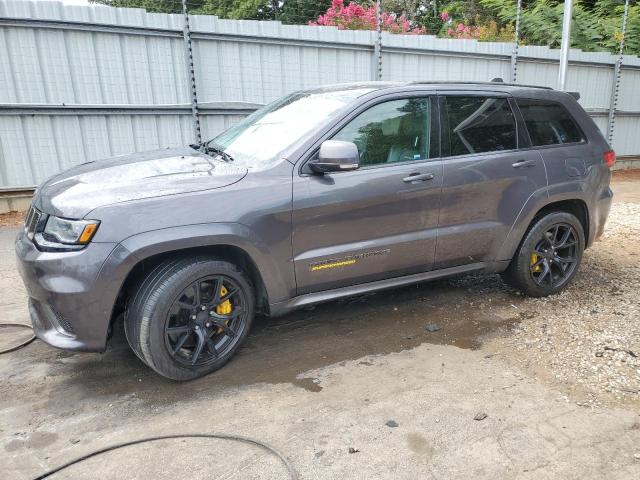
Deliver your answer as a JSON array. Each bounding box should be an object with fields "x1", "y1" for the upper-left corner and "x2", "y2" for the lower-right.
[
  {"x1": 444, "y1": 96, "x2": 517, "y2": 156},
  {"x1": 517, "y1": 99, "x2": 585, "y2": 146}
]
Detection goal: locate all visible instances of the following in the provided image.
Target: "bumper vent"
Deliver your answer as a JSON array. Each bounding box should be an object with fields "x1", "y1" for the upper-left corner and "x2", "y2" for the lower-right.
[{"x1": 51, "y1": 306, "x2": 74, "y2": 334}]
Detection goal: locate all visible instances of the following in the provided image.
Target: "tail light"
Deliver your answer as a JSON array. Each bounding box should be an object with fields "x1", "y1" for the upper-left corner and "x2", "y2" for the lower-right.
[{"x1": 604, "y1": 150, "x2": 616, "y2": 168}]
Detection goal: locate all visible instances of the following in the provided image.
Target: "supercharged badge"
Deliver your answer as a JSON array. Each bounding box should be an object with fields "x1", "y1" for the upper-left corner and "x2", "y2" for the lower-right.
[{"x1": 309, "y1": 249, "x2": 391, "y2": 272}]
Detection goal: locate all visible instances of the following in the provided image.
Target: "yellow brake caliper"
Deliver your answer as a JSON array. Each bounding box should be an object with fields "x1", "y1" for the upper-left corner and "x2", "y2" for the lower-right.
[
  {"x1": 530, "y1": 253, "x2": 541, "y2": 272},
  {"x1": 215, "y1": 285, "x2": 232, "y2": 334}
]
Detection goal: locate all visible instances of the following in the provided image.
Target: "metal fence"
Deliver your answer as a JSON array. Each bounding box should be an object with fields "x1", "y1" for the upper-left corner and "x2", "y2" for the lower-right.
[{"x1": 0, "y1": 0, "x2": 639, "y2": 189}]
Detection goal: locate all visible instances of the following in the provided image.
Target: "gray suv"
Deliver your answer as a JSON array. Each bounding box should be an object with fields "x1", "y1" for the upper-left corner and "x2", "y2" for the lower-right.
[{"x1": 16, "y1": 82, "x2": 614, "y2": 380}]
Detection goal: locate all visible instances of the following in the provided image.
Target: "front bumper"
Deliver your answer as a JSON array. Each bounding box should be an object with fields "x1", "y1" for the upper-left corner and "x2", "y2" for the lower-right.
[{"x1": 15, "y1": 230, "x2": 118, "y2": 352}]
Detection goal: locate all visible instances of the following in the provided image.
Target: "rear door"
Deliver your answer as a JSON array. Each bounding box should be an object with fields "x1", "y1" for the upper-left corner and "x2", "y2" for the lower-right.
[
  {"x1": 434, "y1": 92, "x2": 547, "y2": 269},
  {"x1": 292, "y1": 95, "x2": 443, "y2": 295}
]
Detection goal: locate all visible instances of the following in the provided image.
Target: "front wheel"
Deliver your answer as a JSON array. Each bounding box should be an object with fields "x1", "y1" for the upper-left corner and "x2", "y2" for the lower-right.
[
  {"x1": 124, "y1": 257, "x2": 255, "y2": 381},
  {"x1": 502, "y1": 211, "x2": 585, "y2": 297}
]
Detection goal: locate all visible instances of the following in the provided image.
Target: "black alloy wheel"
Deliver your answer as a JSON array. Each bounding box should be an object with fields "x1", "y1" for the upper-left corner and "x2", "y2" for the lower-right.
[
  {"x1": 501, "y1": 211, "x2": 585, "y2": 297},
  {"x1": 124, "y1": 257, "x2": 255, "y2": 381},
  {"x1": 165, "y1": 275, "x2": 248, "y2": 366},
  {"x1": 529, "y1": 223, "x2": 579, "y2": 288}
]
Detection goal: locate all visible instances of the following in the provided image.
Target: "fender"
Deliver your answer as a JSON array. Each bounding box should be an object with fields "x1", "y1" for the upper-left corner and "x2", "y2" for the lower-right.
[
  {"x1": 98, "y1": 222, "x2": 295, "y2": 316},
  {"x1": 496, "y1": 180, "x2": 593, "y2": 262}
]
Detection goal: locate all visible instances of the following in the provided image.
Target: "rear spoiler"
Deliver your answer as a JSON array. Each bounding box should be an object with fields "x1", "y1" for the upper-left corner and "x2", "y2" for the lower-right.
[{"x1": 567, "y1": 91, "x2": 580, "y2": 100}]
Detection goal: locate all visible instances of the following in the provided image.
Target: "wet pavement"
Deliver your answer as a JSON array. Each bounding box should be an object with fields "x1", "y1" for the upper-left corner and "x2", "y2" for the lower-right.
[{"x1": 2, "y1": 268, "x2": 521, "y2": 407}]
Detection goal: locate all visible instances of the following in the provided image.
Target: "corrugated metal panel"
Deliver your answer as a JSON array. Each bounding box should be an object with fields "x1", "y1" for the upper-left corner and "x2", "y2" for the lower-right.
[
  {"x1": 619, "y1": 69, "x2": 640, "y2": 112},
  {"x1": 611, "y1": 116, "x2": 640, "y2": 157},
  {"x1": 0, "y1": 0, "x2": 638, "y2": 188}
]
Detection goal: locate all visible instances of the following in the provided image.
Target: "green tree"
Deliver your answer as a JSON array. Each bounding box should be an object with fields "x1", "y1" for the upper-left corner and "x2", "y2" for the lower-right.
[
  {"x1": 194, "y1": 0, "x2": 278, "y2": 19},
  {"x1": 279, "y1": 0, "x2": 332, "y2": 24},
  {"x1": 90, "y1": 0, "x2": 278, "y2": 17},
  {"x1": 90, "y1": 0, "x2": 331, "y2": 22},
  {"x1": 477, "y1": 0, "x2": 638, "y2": 55}
]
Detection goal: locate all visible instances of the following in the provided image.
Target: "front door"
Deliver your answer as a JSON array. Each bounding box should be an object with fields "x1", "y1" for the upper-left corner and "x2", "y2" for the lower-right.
[
  {"x1": 292, "y1": 96, "x2": 443, "y2": 295},
  {"x1": 434, "y1": 93, "x2": 547, "y2": 269}
]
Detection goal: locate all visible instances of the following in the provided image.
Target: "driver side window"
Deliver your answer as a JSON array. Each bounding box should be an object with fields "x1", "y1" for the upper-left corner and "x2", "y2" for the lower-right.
[{"x1": 332, "y1": 97, "x2": 436, "y2": 167}]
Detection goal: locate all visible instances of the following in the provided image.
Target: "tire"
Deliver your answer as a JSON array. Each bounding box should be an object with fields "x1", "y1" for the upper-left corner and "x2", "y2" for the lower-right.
[
  {"x1": 501, "y1": 211, "x2": 585, "y2": 297},
  {"x1": 124, "y1": 256, "x2": 255, "y2": 381}
]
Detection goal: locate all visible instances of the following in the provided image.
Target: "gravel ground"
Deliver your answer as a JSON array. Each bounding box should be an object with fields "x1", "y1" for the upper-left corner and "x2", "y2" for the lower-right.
[
  {"x1": 486, "y1": 199, "x2": 640, "y2": 408},
  {"x1": 0, "y1": 210, "x2": 24, "y2": 228}
]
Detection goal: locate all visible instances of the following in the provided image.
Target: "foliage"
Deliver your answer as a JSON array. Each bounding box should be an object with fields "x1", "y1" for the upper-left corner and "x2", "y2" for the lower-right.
[
  {"x1": 90, "y1": 1, "x2": 329, "y2": 21},
  {"x1": 478, "y1": 0, "x2": 639, "y2": 55},
  {"x1": 89, "y1": 0, "x2": 194, "y2": 13},
  {"x1": 415, "y1": 11, "x2": 446, "y2": 33},
  {"x1": 190, "y1": 0, "x2": 277, "y2": 19},
  {"x1": 278, "y1": 0, "x2": 333, "y2": 24},
  {"x1": 443, "y1": 17, "x2": 516, "y2": 41},
  {"x1": 598, "y1": 1, "x2": 640, "y2": 55},
  {"x1": 437, "y1": 0, "x2": 492, "y2": 25},
  {"x1": 309, "y1": 0, "x2": 427, "y2": 34},
  {"x1": 90, "y1": 0, "x2": 639, "y2": 55},
  {"x1": 381, "y1": 0, "x2": 433, "y2": 21}
]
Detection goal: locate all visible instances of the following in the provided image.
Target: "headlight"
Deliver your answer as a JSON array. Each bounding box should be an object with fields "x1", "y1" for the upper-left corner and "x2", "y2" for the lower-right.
[{"x1": 34, "y1": 216, "x2": 100, "y2": 250}]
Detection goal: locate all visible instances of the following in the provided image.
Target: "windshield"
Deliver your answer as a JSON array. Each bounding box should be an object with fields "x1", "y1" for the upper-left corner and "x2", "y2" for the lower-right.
[{"x1": 206, "y1": 87, "x2": 375, "y2": 168}]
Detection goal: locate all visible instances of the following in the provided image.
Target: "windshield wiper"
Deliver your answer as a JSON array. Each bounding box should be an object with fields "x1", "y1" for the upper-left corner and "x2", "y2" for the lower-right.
[{"x1": 199, "y1": 142, "x2": 234, "y2": 163}]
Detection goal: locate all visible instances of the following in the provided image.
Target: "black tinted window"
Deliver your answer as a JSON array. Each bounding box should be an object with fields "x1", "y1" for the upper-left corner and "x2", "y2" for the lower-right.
[
  {"x1": 517, "y1": 99, "x2": 584, "y2": 146},
  {"x1": 445, "y1": 97, "x2": 517, "y2": 156},
  {"x1": 333, "y1": 98, "x2": 436, "y2": 167}
]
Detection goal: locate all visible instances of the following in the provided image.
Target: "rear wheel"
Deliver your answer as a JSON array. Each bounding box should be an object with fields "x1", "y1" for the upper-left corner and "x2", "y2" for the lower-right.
[
  {"x1": 502, "y1": 211, "x2": 584, "y2": 297},
  {"x1": 124, "y1": 257, "x2": 254, "y2": 380}
]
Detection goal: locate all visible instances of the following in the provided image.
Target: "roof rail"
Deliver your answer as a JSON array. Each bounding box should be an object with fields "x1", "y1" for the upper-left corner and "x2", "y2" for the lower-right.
[{"x1": 409, "y1": 80, "x2": 553, "y2": 90}]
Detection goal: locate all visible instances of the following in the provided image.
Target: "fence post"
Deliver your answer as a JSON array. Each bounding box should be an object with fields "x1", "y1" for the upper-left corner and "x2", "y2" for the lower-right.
[
  {"x1": 557, "y1": 0, "x2": 573, "y2": 90},
  {"x1": 607, "y1": 0, "x2": 630, "y2": 145},
  {"x1": 373, "y1": 0, "x2": 382, "y2": 80},
  {"x1": 182, "y1": 0, "x2": 202, "y2": 144},
  {"x1": 510, "y1": 0, "x2": 522, "y2": 83}
]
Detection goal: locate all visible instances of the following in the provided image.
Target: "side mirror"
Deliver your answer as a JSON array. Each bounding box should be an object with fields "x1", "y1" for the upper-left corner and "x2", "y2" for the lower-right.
[{"x1": 309, "y1": 140, "x2": 360, "y2": 174}]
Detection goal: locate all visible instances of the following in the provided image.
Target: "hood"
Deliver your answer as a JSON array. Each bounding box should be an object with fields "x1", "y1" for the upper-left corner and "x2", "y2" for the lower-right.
[{"x1": 34, "y1": 147, "x2": 248, "y2": 219}]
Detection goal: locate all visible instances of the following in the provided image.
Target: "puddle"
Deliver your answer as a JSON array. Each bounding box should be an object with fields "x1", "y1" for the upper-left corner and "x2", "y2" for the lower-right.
[
  {"x1": 28, "y1": 273, "x2": 522, "y2": 407},
  {"x1": 294, "y1": 377, "x2": 323, "y2": 392}
]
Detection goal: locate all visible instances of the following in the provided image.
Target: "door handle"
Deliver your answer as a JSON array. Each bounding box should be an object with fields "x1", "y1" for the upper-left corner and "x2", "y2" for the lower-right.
[
  {"x1": 403, "y1": 173, "x2": 434, "y2": 183},
  {"x1": 512, "y1": 159, "x2": 536, "y2": 168}
]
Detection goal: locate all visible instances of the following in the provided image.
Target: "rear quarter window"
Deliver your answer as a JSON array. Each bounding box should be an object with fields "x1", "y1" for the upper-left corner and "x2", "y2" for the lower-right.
[{"x1": 517, "y1": 99, "x2": 585, "y2": 146}]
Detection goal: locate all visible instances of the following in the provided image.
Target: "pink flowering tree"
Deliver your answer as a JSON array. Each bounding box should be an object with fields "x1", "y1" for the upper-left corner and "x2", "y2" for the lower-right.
[
  {"x1": 446, "y1": 22, "x2": 473, "y2": 39},
  {"x1": 436, "y1": 9, "x2": 515, "y2": 41},
  {"x1": 443, "y1": 16, "x2": 516, "y2": 41},
  {"x1": 309, "y1": 0, "x2": 426, "y2": 35}
]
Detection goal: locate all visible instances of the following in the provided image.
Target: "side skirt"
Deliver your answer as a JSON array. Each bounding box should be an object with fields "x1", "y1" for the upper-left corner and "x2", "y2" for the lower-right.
[{"x1": 269, "y1": 261, "x2": 502, "y2": 317}]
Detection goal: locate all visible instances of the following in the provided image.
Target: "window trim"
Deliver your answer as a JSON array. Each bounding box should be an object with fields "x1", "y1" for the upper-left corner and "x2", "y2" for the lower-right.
[
  {"x1": 438, "y1": 92, "x2": 521, "y2": 160},
  {"x1": 513, "y1": 97, "x2": 588, "y2": 150},
  {"x1": 298, "y1": 92, "x2": 441, "y2": 177},
  {"x1": 509, "y1": 96, "x2": 532, "y2": 149}
]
